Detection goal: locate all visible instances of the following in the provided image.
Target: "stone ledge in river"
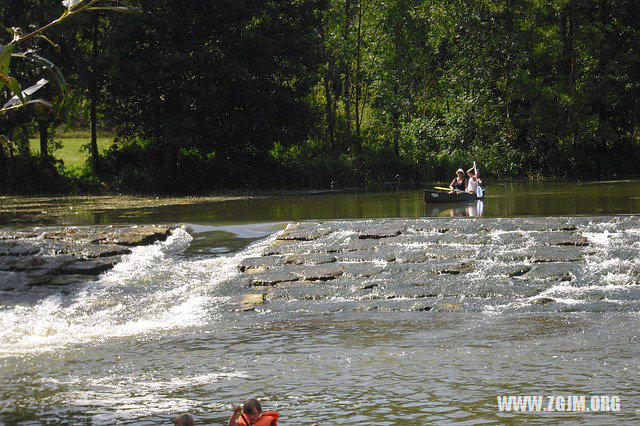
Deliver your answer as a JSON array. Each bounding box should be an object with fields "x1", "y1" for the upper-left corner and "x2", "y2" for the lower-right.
[
  {"x1": 395, "y1": 250, "x2": 437, "y2": 263},
  {"x1": 0, "y1": 240, "x2": 41, "y2": 256},
  {"x1": 526, "y1": 264, "x2": 575, "y2": 282},
  {"x1": 553, "y1": 236, "x2": 590, "y2": 246},
  {"x1": 276, "y1": 223, "x2": 330, "y2": 241},
  {"x1": 529, "y1": 247, "x2": 585, "y2": 263},
  {"x1": 342, "y1": 262, "x2": 384, "y2": 278},
  {"x1": 230, "y1": 216, "x2": 640, "y2": 313},
  {"x1": 0, "y1": 225, "x2": 175, "y2": 288},
  {"x1": 59, "y1": 258, "x2": 118, "y2": 275},
  {"x1": 85, "y1": 225, "x2": 173, "y2": 246},
  {"x1": 250, "y1": 271, "x2": 298, "y2": 286},
  {"x1": 358, "y1": 226, "x2": 402, "y2": 239},
  {"x1": 285, "y1": 253, "x2": 337, "y2": 265},
  {"x1": 507, "y1": 265, "x2": 533, "y2": 277},
  {"x1": 238, "y1": 255, "x2": 283, "y2": 272},
  {"x1": 294, "y1": 264, "x2": 344, "y2": 281},
  {"x1": 335, "y1": 250, "x2": 396, "y2": 263},
  {"x1": 530, "y1": 296, "x2": 556, "y2": 305},
  {"x1": 436, "y1": 261, "x2": 475, "y2": 275},
  {"x1": 234, "y1": 293, "x2": 265, "y2": 311}
]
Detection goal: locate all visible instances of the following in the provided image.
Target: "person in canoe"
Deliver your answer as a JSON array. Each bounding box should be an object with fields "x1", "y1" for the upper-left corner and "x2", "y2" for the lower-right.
[
  {"x1": 449, "y1": 168, "x2": 466, "y2": 193},
  {"x1": 466, "y1": 164, "x2": 482, "y2": 194}
]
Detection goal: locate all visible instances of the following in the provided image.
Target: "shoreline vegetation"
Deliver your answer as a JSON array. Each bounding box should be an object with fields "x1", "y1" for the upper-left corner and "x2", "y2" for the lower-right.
[{"x1": 2, "y1": 1, "x2": 639, "y2": 195}]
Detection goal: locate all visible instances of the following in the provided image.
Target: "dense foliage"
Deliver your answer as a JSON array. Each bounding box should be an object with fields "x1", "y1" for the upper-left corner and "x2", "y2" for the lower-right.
[{"x1": 1, "y1": 0, "x2": 639, "y2": 193}]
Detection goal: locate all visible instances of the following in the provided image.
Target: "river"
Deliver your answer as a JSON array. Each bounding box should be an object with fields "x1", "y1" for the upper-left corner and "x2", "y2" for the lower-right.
[{"x1": 0, "y1": 181, "x2": 639, "y2": 424}]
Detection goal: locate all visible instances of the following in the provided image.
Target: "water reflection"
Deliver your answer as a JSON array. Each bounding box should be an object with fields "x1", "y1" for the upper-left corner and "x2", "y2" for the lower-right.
[
  {"x1": 1, "y1": 180, "x2": 639, "y2": 226},
  {"x1": 428, "y1": 200, "x2": 484, "y2": 217}
]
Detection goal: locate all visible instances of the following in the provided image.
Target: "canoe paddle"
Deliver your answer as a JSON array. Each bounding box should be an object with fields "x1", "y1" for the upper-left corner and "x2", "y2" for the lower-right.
[
  {"x1": 473, "y1": 161, "x2": 484, "y2": 197},
  {"x1": 434, "y1": 186, "x2": 451, "y2": 191}
]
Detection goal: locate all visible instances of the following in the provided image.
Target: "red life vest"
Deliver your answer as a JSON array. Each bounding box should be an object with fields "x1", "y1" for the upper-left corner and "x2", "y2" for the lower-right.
[{"x1": 238, "y1": 411, "x2": 279, "y2": 426}]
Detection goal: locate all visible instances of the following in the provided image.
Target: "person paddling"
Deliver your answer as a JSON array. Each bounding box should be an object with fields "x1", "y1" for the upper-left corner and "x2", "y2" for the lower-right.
[
  {"x1": 449, "y1": 168, "x2": 466, "y2": 193},
  {"x1": 466, "y1": 163, "x2": 482, "y2": 194},
  {"x1": 229, "y1": 399, "x2": 278, "y2": 426}
]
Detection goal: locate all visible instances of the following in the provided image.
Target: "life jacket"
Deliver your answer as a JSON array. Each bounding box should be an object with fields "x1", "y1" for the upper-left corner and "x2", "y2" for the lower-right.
[{"x1": 238, "y1": 411, "x2": 279, "y2": 426}]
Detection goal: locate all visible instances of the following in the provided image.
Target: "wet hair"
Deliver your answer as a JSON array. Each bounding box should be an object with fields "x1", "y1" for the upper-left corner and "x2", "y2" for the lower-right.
[
  {"x1": 243, "y1": 398, "x2": 262, "y2": 415},
  {"x1": 173, "y1": 413, "x2": 195, "y2": 426}
]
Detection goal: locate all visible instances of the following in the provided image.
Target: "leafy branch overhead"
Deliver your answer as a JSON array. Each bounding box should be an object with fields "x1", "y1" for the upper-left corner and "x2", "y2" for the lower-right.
[{"x1": 0, "y1": 0, "x2": 140, "y2": 115}]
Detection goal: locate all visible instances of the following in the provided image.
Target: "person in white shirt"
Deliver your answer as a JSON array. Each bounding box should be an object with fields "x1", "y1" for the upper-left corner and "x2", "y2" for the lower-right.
[{"x1": 466, "y1": 165, "x2": 482, "y2": 194}]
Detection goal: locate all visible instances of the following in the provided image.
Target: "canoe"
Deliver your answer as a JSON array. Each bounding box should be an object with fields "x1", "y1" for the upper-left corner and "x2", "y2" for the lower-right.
[{"x1": 424, "y1": 189, "x2": 485, "y2": 203}]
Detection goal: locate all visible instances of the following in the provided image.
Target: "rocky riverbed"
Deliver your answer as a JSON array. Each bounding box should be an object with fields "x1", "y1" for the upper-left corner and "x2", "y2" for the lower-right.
[
  {"x1": 0, "y1": 225, "x2": 174, "y2": 290},
  {"x1": 227, "y1": 216, "x2": 639, "y2": 312}
]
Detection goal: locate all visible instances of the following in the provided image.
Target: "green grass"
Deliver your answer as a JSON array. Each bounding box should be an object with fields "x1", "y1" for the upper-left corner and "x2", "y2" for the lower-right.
[{"x1": 29, "y1": 135, "x2": 113, "y2": 167}]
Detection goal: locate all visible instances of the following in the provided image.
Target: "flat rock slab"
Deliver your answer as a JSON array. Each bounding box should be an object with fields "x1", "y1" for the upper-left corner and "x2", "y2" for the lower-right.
[
  {"x1": 238, "y1": 256, "x2": 283, "y2": 272},
  {"x1": 59, "y1": 259, "x2": 117, "y2": 275},
  {"x1": 358, "y1": 227, "x2": 402, "y2": 239},
  {"x1": 231, "y1": 216, "x2": 640, "y2": 312},
  {"x1": 87, "y1": 226, "x2": 172, "y2": 246},
  {"x1": 553, "y1": 236, "x2": 590, "y2": 246},
  {"x1": 276, "y1": 223, "x2": 330, "y2": 241},
  {"x1": 527, "y1": 264, "x2": 576, "y2": 282},
  {"x1": 250, "y1": 271, "x2": 298, "y2": 286},
  {"x1": 335, "y1": 251, "x2": 396, "y2": 263},
  {"x1": 235, "y1": 293, "x2": 265, "y2": 311},
  {"x1": 0, "y1": 240, "x2": 41, "y2": 256},
  {"x1": 294, "y1": 264, "x2": 344, "y2": 281},
  {"x1": 285, "y1": 253, "x2": 336, "y2": 265},
  {"x1": 0, "y1": 225, "x2": 174, "y2": 287},
  {"x1": 529, "y1": 247, "x2": 585, "y2": 263}
]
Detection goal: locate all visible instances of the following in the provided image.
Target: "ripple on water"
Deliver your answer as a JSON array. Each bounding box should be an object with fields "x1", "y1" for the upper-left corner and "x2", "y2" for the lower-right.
[{"x1": 1, "y1": 216, "x2": 640, "y2": 424}]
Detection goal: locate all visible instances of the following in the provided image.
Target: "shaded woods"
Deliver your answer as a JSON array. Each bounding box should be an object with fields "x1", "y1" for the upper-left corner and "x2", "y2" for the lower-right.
[{"x1": 1, "y1": 0, "x2": 639, "y2": 193}]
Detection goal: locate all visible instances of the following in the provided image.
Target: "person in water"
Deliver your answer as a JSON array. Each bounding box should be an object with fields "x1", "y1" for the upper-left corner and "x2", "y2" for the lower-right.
[
  {"x1": 228, "y1": 398, "x2": 278, "y2": 426},
  {"x1": 449, "y1": 168, "x2": 466, "y2": 193},
  {"x1": 173, "y1": 413, "x2": 195, "y2": 426},
  {"x1": 466, "y1": 165, "x2": 482, "y2": 194}
]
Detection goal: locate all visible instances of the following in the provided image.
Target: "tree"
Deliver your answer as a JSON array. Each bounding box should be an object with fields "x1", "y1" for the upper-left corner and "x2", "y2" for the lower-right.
[{"x1": 99, "y1": 0, "x2": 325, "y2": 190}]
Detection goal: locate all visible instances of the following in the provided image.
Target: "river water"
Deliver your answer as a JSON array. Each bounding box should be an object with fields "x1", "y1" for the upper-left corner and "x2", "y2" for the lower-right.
[{"x1": 0, "y1": 181, "x2": 639, "y2": 424}]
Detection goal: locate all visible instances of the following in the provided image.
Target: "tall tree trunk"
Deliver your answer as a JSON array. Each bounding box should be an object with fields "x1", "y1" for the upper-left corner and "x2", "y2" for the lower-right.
[
  {"x1": 392, "y1": 110, "x2": 400, "y2": 158},
  {"x1": 90, "y1": 14, "x2": 99, "y2": 167},
  {"x1": 324, "y1": 64, "x2": 336, "y2": 151},
  {"x1": 354, "y1": 0, "x2": 363, "y2": 149},
  {"x1": 560, "y1": 3, "x2": 577, "y2": 136},
  {"x1": 161, "y1": 139, "x2": 178, "y2": 192},
  {"x1": 343, "y1": 0, "x2": 352, "y2": 142},
  {"x1": 319, "y1": 17, "x2": 336, "y2": 151},
  {"x1": 38, "y1": 120, "x2": 48, "y2": 158}
]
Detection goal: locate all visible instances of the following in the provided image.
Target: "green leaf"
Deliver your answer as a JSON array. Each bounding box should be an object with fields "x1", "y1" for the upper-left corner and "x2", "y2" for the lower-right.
[
  {"x1": 0, "y1": 44, "x2": 12, "y2": 74},
  {"x1": 0, "y1": 44, "x2": 11, "y2": 93},
  {"x1": 7, "y1": 77, "x2": 23, "y2": 102}
]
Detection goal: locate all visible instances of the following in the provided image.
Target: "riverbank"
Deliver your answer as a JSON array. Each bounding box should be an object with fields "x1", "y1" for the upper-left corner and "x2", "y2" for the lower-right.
[{"x1": 0, "y1": 195, "x2": 253, "y2": 225}]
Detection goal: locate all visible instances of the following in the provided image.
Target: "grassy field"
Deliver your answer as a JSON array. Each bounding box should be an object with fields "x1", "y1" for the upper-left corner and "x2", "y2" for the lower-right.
[{"x1": 29, "y1": 135, "x2": 113, "y2": 167}]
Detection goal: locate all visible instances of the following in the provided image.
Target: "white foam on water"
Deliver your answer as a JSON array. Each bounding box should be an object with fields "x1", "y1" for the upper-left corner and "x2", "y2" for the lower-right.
[
  {"x1": 0, "y1": 228, "x2": 277, "y2": 356},
  {"x1": 583, "y1": 230, "x2": 614, "y2": 246},
  {"x1": 56, "y1": 371, "x2": 252, "y2": 422}
]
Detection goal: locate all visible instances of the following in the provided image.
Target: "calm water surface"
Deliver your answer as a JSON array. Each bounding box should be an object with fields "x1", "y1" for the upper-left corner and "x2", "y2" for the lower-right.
[{"x1": 0, "y1": 181, "x2": 639, "y2": 424}]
